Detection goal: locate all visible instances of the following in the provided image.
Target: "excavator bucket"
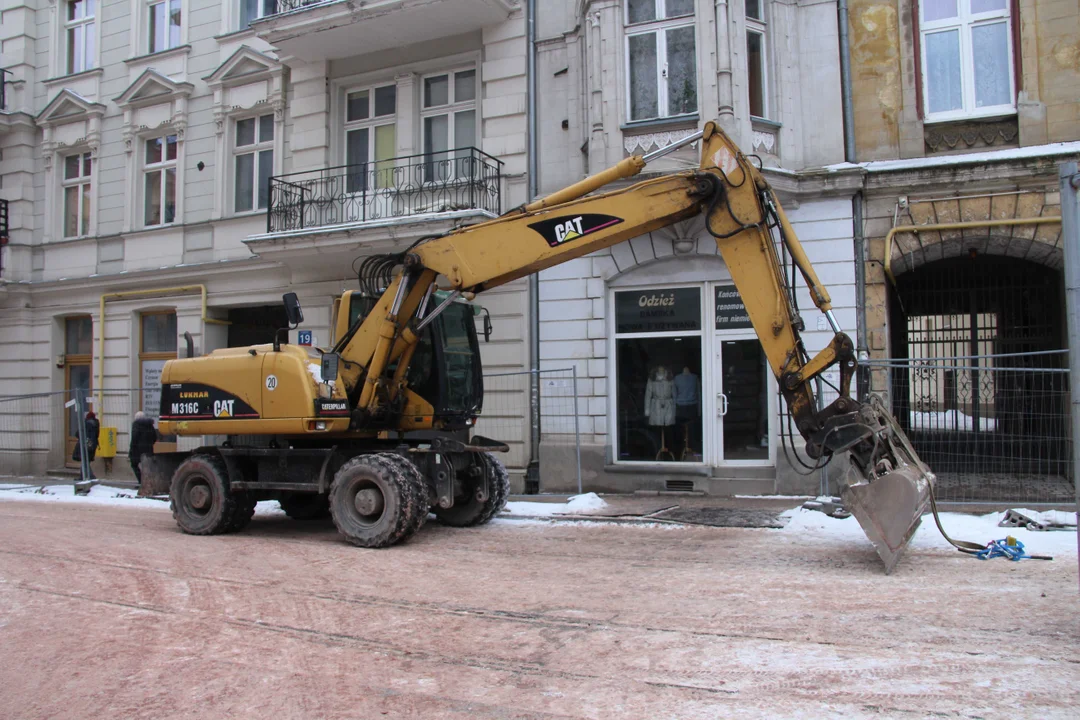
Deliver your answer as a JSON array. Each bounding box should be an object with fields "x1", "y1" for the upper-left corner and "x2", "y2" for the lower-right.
[{"x1": 837, "y1": 400, "x2": 936, "y2": 574}]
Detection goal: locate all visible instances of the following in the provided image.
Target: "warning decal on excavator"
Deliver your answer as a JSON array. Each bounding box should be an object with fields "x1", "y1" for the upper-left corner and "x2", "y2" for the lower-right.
[
  {"x1": 159, "y1": 383, "x2": 259, "y2": 420},
  {"x1": 528, "y1": 214, "x2": 624, "y2": 247}
]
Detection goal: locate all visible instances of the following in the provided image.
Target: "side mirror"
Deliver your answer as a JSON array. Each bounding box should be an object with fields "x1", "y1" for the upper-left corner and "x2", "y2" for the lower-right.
[
  {"x1": 320, "y1": 353, "x2": 340, "y2": 385},
  {"x1": 476, "y1": 307, "x2": 493, "y2": 342},
  {"x1": 283, "y1": 292, "x2": 304, "y2": 328}
]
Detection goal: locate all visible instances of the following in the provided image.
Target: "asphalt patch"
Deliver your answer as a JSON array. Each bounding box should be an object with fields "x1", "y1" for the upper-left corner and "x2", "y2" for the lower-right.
[{"x1": 649, "y1": 507, "x2": 787, "y2": 529}]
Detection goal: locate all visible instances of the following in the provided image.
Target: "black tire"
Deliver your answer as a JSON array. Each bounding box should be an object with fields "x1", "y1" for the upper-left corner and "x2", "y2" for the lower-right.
[
  {"x1": 228, "y1": 493, "x2": 257, "y2": 532},
  {"x1": 329, "y1": 453, "x2": 428, "y2": 548},
  {"x1": 434, "y1": 452, "x2": 510, "y2": 527},
  {"x1": 170, "y1": 454, "x2": 236, "y2": 535},
  {"x1": 369, "y1": 454, "x2": 431, "y2": 536},
  {"x1": 279, "y1": 493, "x2": 331, "y2": 520}
]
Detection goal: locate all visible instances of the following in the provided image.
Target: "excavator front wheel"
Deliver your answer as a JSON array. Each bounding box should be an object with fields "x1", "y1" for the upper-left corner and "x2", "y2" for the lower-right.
[
  {"x1": 329, "y1": 453, "x2": 428, "y2": 548},
  {"x1": 170, "y1": 454, "x2": 237, "y2": 536},
  {"x1": 434, "y1": 452, "x2": 510, "y2": 527}
]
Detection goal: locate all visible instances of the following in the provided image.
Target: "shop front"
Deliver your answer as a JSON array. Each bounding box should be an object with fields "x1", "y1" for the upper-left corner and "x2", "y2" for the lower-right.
[{"x1": 610, "y1": 281, "x2": 775, "y2": 472}]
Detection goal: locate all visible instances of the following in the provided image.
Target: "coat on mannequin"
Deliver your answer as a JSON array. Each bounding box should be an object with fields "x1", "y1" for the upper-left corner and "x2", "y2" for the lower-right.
[{"x1": 644, "y1": 366, "x2": 676, "y2": 426}]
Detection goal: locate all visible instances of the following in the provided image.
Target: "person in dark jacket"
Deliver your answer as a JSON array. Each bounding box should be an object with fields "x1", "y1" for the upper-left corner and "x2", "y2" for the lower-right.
[
  {"x1": 129, "y1": 411, "x2": 158, "y2": 484},
  {"x1": 73, "y1": 410, "x2": 100, "y2": 480}
]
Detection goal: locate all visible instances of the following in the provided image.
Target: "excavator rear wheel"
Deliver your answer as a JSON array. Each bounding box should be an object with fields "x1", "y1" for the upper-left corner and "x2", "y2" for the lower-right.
[
  {"x1": 170, "y1": 454, "x2": 237, "y2": 536},
  {"x1": 433, "y1": 452, "x2": 510, "y2": 527},
  {"x1": 329, "y1": 453, "x2": 427, "y2": 548}
]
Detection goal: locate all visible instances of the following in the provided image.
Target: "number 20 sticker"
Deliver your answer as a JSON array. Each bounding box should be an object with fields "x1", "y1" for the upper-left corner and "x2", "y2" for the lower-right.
[{"x1": 265, "y1": 375, "x2": 278, "y2": 391}]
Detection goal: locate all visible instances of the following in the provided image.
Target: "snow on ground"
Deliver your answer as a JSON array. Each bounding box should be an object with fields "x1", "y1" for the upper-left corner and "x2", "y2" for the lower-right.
[
  {"x1": 503, "y1": 492, "x2": 608, "y2": 517},
  {"x1": 0, "y1": 483, "x2": 169, "y2": 510},
  {"x1": 780, "y1": 506, "x2": 1078, "y2": 557}
]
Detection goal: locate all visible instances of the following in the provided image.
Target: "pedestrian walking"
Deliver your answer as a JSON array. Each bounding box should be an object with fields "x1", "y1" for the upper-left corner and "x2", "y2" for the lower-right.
[
  {"x1": 73, "y1": 409, "x2": 100, "y2": 480},
  {"x1": 129, "y1": 411, "x2": 158, "y2": 484}
]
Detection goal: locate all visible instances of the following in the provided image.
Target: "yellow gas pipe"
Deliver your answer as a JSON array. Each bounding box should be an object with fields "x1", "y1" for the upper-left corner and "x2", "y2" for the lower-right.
[
  {"x1": 96, "y1": 285, "x2": 229, "y2": 407},
  {"x1": 883, "y1": 217, "x2": 1063, "y2": 287}
]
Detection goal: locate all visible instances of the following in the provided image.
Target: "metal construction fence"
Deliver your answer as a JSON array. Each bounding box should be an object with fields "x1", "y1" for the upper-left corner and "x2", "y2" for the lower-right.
[
  {"x1": 478, "y1": 368, "x2": 583, "y2": 492},
  {"x1": 865, "y1": 350, "x2": 1073, "y2": 504},
  {"x1": 0, "y1": 389, "x2": 153, "y2": 480}
]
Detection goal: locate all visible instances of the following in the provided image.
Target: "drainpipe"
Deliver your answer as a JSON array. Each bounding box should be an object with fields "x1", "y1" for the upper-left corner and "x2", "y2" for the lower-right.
[
  {"x1": 837, "y1": 0, "x2": 869, "y2": 397},
  {"x1": 526, "y1": 0, "x2": 541, "y2": 490}
]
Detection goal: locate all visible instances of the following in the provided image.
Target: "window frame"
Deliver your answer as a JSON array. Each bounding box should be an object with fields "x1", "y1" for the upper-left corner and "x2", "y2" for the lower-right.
[
  {"x1": 142, "y1": 134, "x2": 179, "y2": 228},
  {"x1": 623, "y1": 0, "x2": 699, "y2": 123},
  {"x1": 919, "y1": 0, "x2": 1016, "y2": 123},
  {"x1": 745, "y1": 6, "x2": 769, "y2": 120},
  {"x1": 419, "y1": 67, "x2": 479, "y2": 183},
  {"x1": 231, "y1": 113, "x2": 275, "y2": 214},
  {"x1": 146, "y1": 0, "x2": 183, "y2": 55},
  {"x1": 139, "y1": 311, "x2": 178, "y2": 420},
  {"x1": 342, "y1": 83, "x2": 398, "y2": 193},
  {"x1": 64, "y1": 0, "x2": 96, "y2": 76},
  {"x1": 61, "y1": 151, "x2": 93, "y2": 239},
  {"x1": 239, "y1": 0, "x2": 277, "y2": 30}
]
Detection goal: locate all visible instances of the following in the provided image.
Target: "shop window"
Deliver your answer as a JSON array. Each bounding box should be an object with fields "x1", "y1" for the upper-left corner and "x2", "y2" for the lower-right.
[
  {"x1": 140, "y1": 311, "x2": 177, "y2": 421},
  {"x1": 614, "y1": 287, "x2": 703, "y2": 462},
  {"x1": 625, "y1": 0, "x2": 698, "y2": 122}
]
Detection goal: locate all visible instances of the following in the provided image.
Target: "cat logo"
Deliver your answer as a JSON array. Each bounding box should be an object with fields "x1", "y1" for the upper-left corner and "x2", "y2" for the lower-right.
[
  {"x1": 214, "y1": 399, "x2": 235, "y2": 418},
  {"x1": 554, "y1": 217, "x2": 585, "y2": 243},
  {"x1": 528, "y1": 213, "x2": 624, "y2": 248}
]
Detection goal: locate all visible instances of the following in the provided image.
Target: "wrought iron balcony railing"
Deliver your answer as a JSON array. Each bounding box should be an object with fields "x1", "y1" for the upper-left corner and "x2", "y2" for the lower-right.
[{"x1": 267, "y1": 147, "x2": 503, "y2": 234}]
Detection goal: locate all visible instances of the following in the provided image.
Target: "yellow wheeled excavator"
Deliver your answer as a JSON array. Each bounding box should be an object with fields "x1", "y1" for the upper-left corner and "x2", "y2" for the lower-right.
[{"x1": 147, "y1": 121, "x2": 934, "y2": 573}]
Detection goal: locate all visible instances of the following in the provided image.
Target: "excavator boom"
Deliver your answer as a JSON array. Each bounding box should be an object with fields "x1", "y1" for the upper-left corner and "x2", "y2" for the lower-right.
[{"x1": 339, "y1": 122, "x2": 934, "y2": 572}]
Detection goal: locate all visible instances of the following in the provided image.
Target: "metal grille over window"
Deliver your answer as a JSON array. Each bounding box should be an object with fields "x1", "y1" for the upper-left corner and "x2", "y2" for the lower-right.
[{"x1": 625, "y1": 0, "x2": 697, "y2": 122}]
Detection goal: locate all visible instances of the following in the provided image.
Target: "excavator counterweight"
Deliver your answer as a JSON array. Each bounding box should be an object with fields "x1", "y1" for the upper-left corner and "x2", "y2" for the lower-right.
[{"x1": 150, "y1": 121, "x2": 934, "y2": 572}]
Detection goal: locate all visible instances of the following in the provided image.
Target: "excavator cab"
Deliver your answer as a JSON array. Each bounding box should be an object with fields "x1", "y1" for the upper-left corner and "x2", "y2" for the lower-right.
[{"x1": 337, "y1": 291, "x2": 485, "y2": 430}]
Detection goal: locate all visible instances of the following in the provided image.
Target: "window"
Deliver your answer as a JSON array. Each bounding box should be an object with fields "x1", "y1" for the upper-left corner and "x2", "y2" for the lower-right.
[
  {"x1": 746, "y1": 0, "x2": 768, "y2": 118},
  {"x1": 625, "y1": 0, "x2": 697, "y2": 122},
  {"x1": 62, "y1": 152, "x2": 92, "y2": 238},
  {"x1": 240, "y1": 0, "x2": 276, "y2": 28},
  {"x1": 344, "y1": 84, "x2": 396, "y2": 193},
  {"x1": 234, "y1": 114, "x2": 274, "y2": 213},
  {"x1": 920, "y1": 0, "x2": 1014, "y2": 121},
  {"x1": 421, "y1": 69, "x2": 477, "y2": 181},
  {"x1": 140, "y1": 311, "x2": 177, "y2": 422},
  {"x1": 65, "y1": 0, "x2": 96, "y2": 75},
  {"x1": 144, "y1": 135, "x2": 177, "y2": 227},
  {"x1": 614, "y1": 286, "x2": 703, "y2": 462},
  {"x1": 148, "y1": 0, "x2": 182, "y2": 54}
]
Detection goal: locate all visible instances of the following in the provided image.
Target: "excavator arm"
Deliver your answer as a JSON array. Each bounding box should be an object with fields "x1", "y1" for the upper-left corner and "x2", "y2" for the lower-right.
[{"x1": 335, "y1": 121, "x2": 934, "y2": 572}]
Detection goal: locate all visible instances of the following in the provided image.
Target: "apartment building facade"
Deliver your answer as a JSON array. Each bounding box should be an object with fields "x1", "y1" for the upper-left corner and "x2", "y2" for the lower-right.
[
  {"x1": 532, "y1": 0, "x2": 861, "y2": 494},
  {"x1": 848, "y1": 0, "x2": 1079, "y2": 497},
  {"x1": 0, "y1": 0, "x2": 530, "y2": 478}
]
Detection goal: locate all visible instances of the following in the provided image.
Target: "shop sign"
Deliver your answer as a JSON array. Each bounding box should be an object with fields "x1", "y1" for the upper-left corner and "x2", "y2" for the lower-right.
[
  {"x1": 714, "y1": 285, "x2": 753, "y2": 329},
  {"x1": 615, "y1": 288, "x2": 701, "y2": 333},
  {"x1": 142, "y1": 359, "x2": 167, "y2": 421}
]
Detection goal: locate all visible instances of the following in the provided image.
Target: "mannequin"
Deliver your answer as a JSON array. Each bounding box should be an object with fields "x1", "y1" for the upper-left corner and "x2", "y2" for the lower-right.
[
  {"x1": 673, "y1": 366, "x2": 701, "y2": 460},
  {"x1": 644, "y1": 365, "x2": 675, "y2": 460}
]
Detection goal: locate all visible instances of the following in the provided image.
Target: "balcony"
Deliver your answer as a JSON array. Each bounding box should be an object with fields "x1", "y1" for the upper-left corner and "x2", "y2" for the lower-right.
[{"x1": 251, "y1": 0, "x2": 518, "y2": 62}]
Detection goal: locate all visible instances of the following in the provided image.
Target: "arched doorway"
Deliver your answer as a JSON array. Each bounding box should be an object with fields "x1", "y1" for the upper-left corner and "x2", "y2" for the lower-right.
[{"x1": 887, "y1": 254, "x2": 1070, "y2": 502}]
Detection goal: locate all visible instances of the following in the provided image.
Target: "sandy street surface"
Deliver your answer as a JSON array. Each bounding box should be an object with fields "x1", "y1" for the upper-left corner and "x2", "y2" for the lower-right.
[{"x1": 0, "y1": 498, "x2": 1077, "y2": 719}]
